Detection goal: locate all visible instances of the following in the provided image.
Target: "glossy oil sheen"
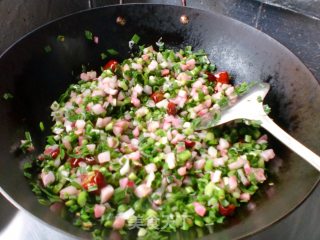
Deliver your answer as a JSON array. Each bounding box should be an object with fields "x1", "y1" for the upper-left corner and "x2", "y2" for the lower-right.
[{"x1": 0, "y1": 4, "x2": 319, "y2": 240}]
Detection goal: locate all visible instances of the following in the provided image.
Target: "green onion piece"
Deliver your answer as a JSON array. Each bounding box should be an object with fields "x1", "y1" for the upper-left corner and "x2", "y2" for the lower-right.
[
  {"x1": 217, "y1": 96, "x2": 228, "y2": 107},
  {"x1": 263, "y1": 104, "x2": 271, "y2": 114},
  {"x1": 131, "y1": 34, "x2": 140, "y2": 44},
  {"x1": 191, "y1": 118, "x2": 201, "y2": 128},
  {"x1": 213, "y1": 186, "x2": 225, "y2": 200},
  {"x1": 23, "y1": 161, "x2": 32, "y2": 170},
  {"x1": 3, "y1": 93, "x2": 13, "y2": 100},
  {"x1": 235, "y1": 82, "x2": 255, "y2": 95},
  {"x1": 244, "y1": 135, "x2": 252, "y2": 142},
  {"x1": 101, "y1": 53, "x2": 107, "y2": 60},
  {"x1": 204, "y1": 159, "x2": 213, "y2": 171},
  {"x1": 205, "y1": 132, "x2": 215, "y2": 142},
  {"x1": 88, "y1": 185, "x2": 98, "y2": 192},
  {"x1": 105, "y1": 122, "x2": 114, "y2": 131},
  {"x1": 44, "y1": 45, "x2": 52, "y2": 53},
  {"x1": 19, "y1": 131, "x2": 34, "y2": 153},
  {"x1": 77, "y1": 191, "x2": 88, "y2": 207},
  {"x1": 23, "y1": 161, "x2": 33, "y2": 179},
  {"x1": 183, "y1": 128, "x2": 194, "y2": 136},
  {"x1": 128, "y1": 172, "x2": 137, "y2": 180},
  {"x1": 204, "y1": 182, "x2": 215, "y2": 196},
  {"x1": 137, "y1": 228, "x2": 147, "y2": 237},
  {"x1": 118, "y1": 81, "x2": 128, "y2": 90},
  {"x1": 146, "y1": 208, "x2": 157, "y2": 218},
  {"x1": 38, "y1": 198, "x2": 50, "y2": 206},
  {"x1": 177, "y1": 150, "x2": 192, "y2": 163},
  {"x1": 57, "y1": 35, "x2": 65, "y2": 42},
  {"x1": 185, "y1": 186, "x2": 194, "y2": 193},
  {"x1": 39, "y1": 122, "x2": 45, "y2": 131},
  {"x1": 113, "y1": 188, "x2": 126, "y2": 202},
  {"x1": 195, "y1": 217, "x2": 204, "y2": 227},
  {"x1": 84, "y1": 30, "x2": 93, "y2": 40},
  {"x1": 59, "y1": 147, "x2": 65, "y2": 160},
  {"x1": 107, "y1": 49, "x2": 119, "y2": 55},
  {"x1": 81, "y1": 64, "x2": 87, "y2": 72}
]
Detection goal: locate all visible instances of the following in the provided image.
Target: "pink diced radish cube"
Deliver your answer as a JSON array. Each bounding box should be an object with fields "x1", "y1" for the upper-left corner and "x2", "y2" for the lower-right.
[
  {"x1": 193, "y1": 202, "x2": 206, "y2": 217},
  {"x1": 60, "y1": 186, "x2": 79, "y2": 199},
  {"x1": 240, "y1": 193, "x2": 251, "y2": 201},
  {"x1": 260, "y1": 149, "x2": 275, "y2": 162},
  {"x1": 98, "y1": 151, "x2": 110, "y2": 163},
  {"x1": 211, "y1": 170, "x2": 222, "y2": 183},
  {"x1": 100, "y1": 185, "x2": 114, "y2": 203},
  {"x1": 94, "y1": 204, "x2": 106, "y2": 218},
  {"x1": 228, "y1": 175, "x2": 238, "y2": 191},
  {"x1": 186, "y1": 59, "x2": 196, "y2": 70},
  {"x1": 112, "y1": 216, "x2": 125, "y2": 230},
  {"x1": 145, "y1": 163, "x2": 157, "y2": 173},
  {"x1": 134, "y1": 183, "x2": 152, "y2": 198},
  {"x1": 41, "y1": 171, "x2": 55, "y2": 187},
  {"x1": 92, "y1": 104, "x2": 106, "y2": 115},
  {"x1": 161, "y1": 69, "x2": 170, "y2": 76},
  {"x1": 252, "y1": 168, "x2": 266, "y2": 182},
  {"x1": 133, "y1": 127, "x2": 140, "y2": 137},
  {"x1": 194, "y1": 159, "x2": 205, "y2": 170},
  {"x1": 177, "y1": 166, "x2": 187, "y2": 176}
]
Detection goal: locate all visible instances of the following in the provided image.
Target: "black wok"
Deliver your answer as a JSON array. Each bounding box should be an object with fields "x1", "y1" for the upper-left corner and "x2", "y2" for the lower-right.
[{"x1": 0, "y1": 4, "x2": 319, "y2": 240}]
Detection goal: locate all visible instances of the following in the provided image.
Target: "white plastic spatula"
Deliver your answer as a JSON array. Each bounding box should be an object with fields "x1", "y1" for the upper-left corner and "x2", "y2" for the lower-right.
[{"x1": 196, "y1": 82, "x2": 320, "y2": 171}]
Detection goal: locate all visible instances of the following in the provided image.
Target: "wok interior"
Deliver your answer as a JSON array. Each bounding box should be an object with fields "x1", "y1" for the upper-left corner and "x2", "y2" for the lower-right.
[{"x1": 0, "y1": 4, "x2": 319, "y2": 239}]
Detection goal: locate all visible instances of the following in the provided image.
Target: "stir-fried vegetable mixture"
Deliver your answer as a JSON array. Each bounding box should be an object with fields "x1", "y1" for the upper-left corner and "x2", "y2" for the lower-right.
[{"x1": 25, "y1": 45, "x2": 275, "y2": 238}]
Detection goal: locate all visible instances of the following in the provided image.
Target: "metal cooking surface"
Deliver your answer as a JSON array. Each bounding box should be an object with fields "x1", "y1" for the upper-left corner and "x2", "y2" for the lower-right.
[{"x1": 257, "y1": 0, "x2": 320, "y2": 19}]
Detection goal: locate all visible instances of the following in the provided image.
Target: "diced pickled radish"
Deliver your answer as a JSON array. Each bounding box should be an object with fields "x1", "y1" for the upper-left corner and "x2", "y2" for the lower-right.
[
  {"x1": 193, "y1": 202, "x2": 206, "y2": 217},
  {"x1": 60, "y1": 186, "x2": 79, "y2": 199},
  {"x1": 211, "y1": 170, "x2": 222, "y2": 183},
  {"x1": 177, "y1": 166, "x2": 187, "y2": 176},
  {"x1": 100, "y1": 185, "x2": 114, "y2": 203},
  {"x1": 165, "y1": 152, "x2": 176, "y2": 169},
  {"x1": 98, "y1": 151, "x2": 110, "y2": 163},
  {"x1": 228, "y1": 156, "x2": 246, "y2": 170},
  {"x1": 94, "y1": 204, "x2": 106, "y2": 218},
  {"x1": 260, "y1": 149, "x2": 275, "y2": 162},
  {"x1": 41, "y1": 171, "x2": 55, "y2": 187},
  {"x1": 134, "y1": 183, "x2": 152, "y2": 198},
  {"x1": 112, "y1": 216, "x2": 125, "y2": 230}
]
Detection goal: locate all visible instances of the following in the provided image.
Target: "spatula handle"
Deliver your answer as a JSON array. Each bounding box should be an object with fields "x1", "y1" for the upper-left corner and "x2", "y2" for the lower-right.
[{"x1": 260, "y1": 115, "x2": 320, "y2": 171}]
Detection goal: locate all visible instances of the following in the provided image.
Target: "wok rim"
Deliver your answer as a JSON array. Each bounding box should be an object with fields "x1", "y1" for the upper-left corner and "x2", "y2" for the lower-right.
[{"x1": 0, "y1": 3, "x2": 319, "y2": 240}]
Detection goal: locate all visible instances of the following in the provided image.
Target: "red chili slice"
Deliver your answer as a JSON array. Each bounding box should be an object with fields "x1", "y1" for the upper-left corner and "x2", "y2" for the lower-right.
[
  {"x1": 214, "y1": 71, "x2": 230, "y2": 84},
  {"x1": 127, "y1": 180, "x2": 135, "y2": 188},
  {"x1": 69, "y1": 156, "x2": 97, "y2": 168},
  {"x1": 206, "y1": 71, "x2": 230, "y2": 84},
  {"x1": 70, "y1": 158, "x2": 84, "y2": 168},
  {"x1": 219, "y1": 204, "x2": 236, "y2": 216},
  {"x1": 205, "y1": 71, "x2": 216, "y2": 82},
  {"x1": 185, "y1": 140, "x2": 196, "y2": 148},
  {"x1": 51, "y1": 149, "x2": 60, "y2": 159},
  {"x1": 37, "y1": 154, "x2": 45, "y2": 161},
  {"x1": 151, "y1": 91, "x2": 165, "y2": 103},
  {"x1": 81, "y1": 170, "x2": 105, "y2": 194},
  {"x1": 167, "y1": 101, "x2": 177, "y2": 115},
  {"x1": 103, "y1": 59, "x2": 118, "y2": 72}
]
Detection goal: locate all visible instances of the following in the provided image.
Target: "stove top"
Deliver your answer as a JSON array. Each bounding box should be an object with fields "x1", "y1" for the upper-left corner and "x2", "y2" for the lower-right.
[{"x1": 257, "y1": 0, "x2": 320, "y2": 19}]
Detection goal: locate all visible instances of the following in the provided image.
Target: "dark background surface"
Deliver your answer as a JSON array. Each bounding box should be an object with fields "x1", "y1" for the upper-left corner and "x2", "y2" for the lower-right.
[{"x1": 0, "y1": 0, "x2": 319, "y2": 239}]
